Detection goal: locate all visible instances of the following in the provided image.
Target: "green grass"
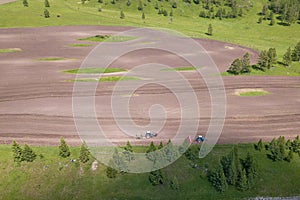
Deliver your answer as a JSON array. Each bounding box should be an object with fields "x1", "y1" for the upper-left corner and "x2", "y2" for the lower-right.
[
  {"x1": 68, "y1": 43, "x2": 93, "y2": 47},
  {"x1": 239, "y1": 91, "x2": 269, "y2": 96},
  {"x1": 66, "y1": 76, "x2": 140, "y2": 82},
  {"x1": 0, "y1": 0, "x2": 299, "y2": 58},
  {"x1": 79, "y1": 35, "x2": 137, "y2": 42},
  {"x1": 162, "y1": 66, "x2": 200, "y2": 71},
  {"x1": 63, "y1": 67, "x2": 127, "y2": 74},
  {"x1": 0, "y1": 48, "x2": 21, "y2": 53},
  {"x1": 38, "y1": 57, "x2": 67, "y2": 61},
  {"x1": 0, "y1": 143, "x2": 299, "y2": 199}
]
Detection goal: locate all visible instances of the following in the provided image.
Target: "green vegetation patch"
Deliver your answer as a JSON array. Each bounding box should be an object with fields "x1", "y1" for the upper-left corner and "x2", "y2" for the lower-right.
[
  {"x1": 235, "y1": 89, "x2": 269, "y2": 96},
  {"x1": 63, "y1": 67, "x2": 127, "y2": 74},
  {"x1": 38, "y1": 57, "x2": 67, "y2": 61},
  {"x1": 0, "y1": 48, "x2": 21, "y2": 53},
  {"x1": 79, "y1": 35, "x2": 137, "y2": 42},
  {"x1": 66, "y1": 76, "x2": 139, "y2": 82},
  {"x1": 162, "y1": 66, "x2": 200, "y2": 71},
  {"x1": 69, "y1": 43, "x2": 93, "y2": 47}
]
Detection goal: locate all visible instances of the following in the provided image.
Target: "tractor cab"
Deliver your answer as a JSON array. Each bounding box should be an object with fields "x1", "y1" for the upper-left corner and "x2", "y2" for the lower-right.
[{"x1": 145, "y1": 131, "x2": 157, "y2": 139}]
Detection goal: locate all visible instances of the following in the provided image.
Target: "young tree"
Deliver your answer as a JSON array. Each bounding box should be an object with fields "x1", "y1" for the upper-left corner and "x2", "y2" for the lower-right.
[
  {"x1": 149, "y1": 169, "x2": 165, "y2": 185},
  {"x1": 126, "y1": 0, "x2": 130, "y2": 6},
  {"x1": 23, "y1": 0, "x2": 28, "y2": 7},
  {"x1": 292, "y1": 41, "x2": 300, "y2": 62},
  {"x1": 258, "y1": 17, "x2": 263, "y2": 24},
  {"x1": 120, "y1": 10, "x2": 125, "y2": 19},
  {"x1": 59, "y1": 137, "x2": 71, "y2": 158},
  {"x1": 255, "y1": 139, "x2": 263, "y2": 151},
  {"x1": 208, "y1": 164, "x2": 228, "y2": 192},
  {"x1": 241, "y1": 52, "x2": 251, "y2": 73},
  {"x1": 106, "y1": 159, "x2": 118, "y2": 178},
  {"x1": 142, "y1": 12, "x2": 145, "y2": 20},
  {"x1": 270, "y1": 12, "x2": 275, "y2": 25},
  {"x1": 44, "y1": 9, "x2": 50, "y2": 18},
  {"x1": 207, "y1": 24, "x2": 213, "y2": 36},
  {"x1": 21, "y1": 144, "x2": 37, "y2": 162},
  {"x1": 283, "y1": 47, "x2": 292, "y2": 66},
  {"x1": 79, "y1": 142, "x2": 90, "y2": 163},
  {"x1": 227, "y1": 58, "x2": 242, "y2": 75},
  {"x1": 242, "y1": 152, "x2": 257, "y2": 188},
  {"x1": 12, "y1": 141, "x2": 23, "y2": 163},
  {"x1": 236, "y1": 169, "x2": 248, "y2": 191},
  {"x1": 285, "y1": 150, "x2": 294, "y2": 162},
  {"x1": 137, "y1": 0, "x2": 143, "y2": 11},
  {"x1": 146, "y1": 141, "x2": 157, "y2": 161},
  {"x1": 170, "y1": 176, "x2": 179, "y2": 190},
  {"x1": 123, "y1": 141, "x2": 134, "y2": 162},
  {"x1": 267, "y1": 48, "x2": 277, "y2": 68},
  {"x1": 291, "y1": 136, "x2": 300, "y2": 155},
  {"x1": 257, "y1": 50, "x2": 268, "y2": 71},
  {"x1": 44, "y1": 0, "x2": 50, "y2": 7},
  {"x1": 158, "y1": 141, "x2": 164, "y2": 150}
]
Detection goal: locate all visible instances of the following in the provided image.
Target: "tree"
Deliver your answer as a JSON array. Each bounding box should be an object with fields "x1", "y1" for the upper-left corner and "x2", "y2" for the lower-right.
[
  {"x1": 258, "y1": 17, "x2": 263, "y2": 24},
  {"x1": 236, "y1": 169, "x2": 248, "y2": 191},
  {"x1": 170, "y1": 176, "x2": 179, "y2": 190},
  {"x1": 44, "y1": 0, "x2": 50, "y2": 7},
  {"x1": 106, "y1": 165, "x2": 118, "y2": 178},
  {"x1": 208, "y1": 164, "x2": 228, "y2": 192},
  {"x1": 241, "y1": 52, "x2": 251, "y2": 73},
  {"x1": 120, "y1": 10, "x2": 125, "y2": 19},
  {"x1": 283, "y1": 47, "x2": 292, "y2": 66},
  {"x1": 267, "y1": 48, "x2": 277, "y2": 68},
  {"x1": 123, "y1": 141, "x2": 134, "y2": 162},
  {"x1": 221, "y1": 153, "x2": 237, "y2": 185},
  {"x1": 137, "y1": 0, "x2": 143, "y2": 11},
  {"x1": 164, "y1": 141, "x2": 178, "y2": 162},
  {"x1": 270, "y1": 12, "x2": 275, "y2": 25},
  {"x1": 291, "y1": 136, "x2": 300, "y2": 155},
  {"x1": 21, "y1": 144, "x2": 37, "y2": 162},
  {"x1": 59, "y1": 137, "x2": 70, "y2": 158},
  {"x1": 158, "y1": 141, "x2": 164, "y2": 150},
  {"x1": 207, "y1": 24, "x2": 213, "y2": 36},
  {"x1": 261, "y1": 4, "x2": 268, "y2": 16},
  {"x1": 79, "y1": 142, "x2": 90, "y2": 163},
  {"x1": 12, "y1": 141, "x2": 23, "y2": 163},
  {"x1": 285, "y1": 150, "x2": 294, "y2": 162},
  {"x1": 149, "y1": 169, "x2": 165, "y2": 185},
  {"x1": 292, "y1": 41, "x2": 300, "y2": 62},
  {"x1": 227, "y1": 58, "x2": 242, "y2": 75},
  {"x1": 44, "y1": 9, "x2": 50, "y2": 18},
  {"x1": 242, "y1": 152, "x2": 257, "y2": 188},
  {"x1": 146, "y1": 141, "x2": 157, "y2": 162},
  {"x1": 255, "y1": 139, "x2": 263, "y2": 151},
  {"x1": 257, "y1": 50, "x2": 268, "y2": 71},
  {"x1": 142, "y1": 12, "x2": 145, "y2": 20},
  {"x1": 126, "y1": 0, "x2": 131, "y2": 6},
  {"x1": 23, "y1": 0, "x2": 28, "y2": 7}
]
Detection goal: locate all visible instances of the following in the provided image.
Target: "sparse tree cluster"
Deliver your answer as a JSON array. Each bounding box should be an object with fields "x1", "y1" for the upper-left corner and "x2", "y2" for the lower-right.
[
  {"x1": 227, "y1": 52, "x2": 251, "y2": 75},
  {"x1": 12, "y1": 141, "x2": 37, "y2": 164},
  {"x1": 208, "y1": 146, "x2": 257, "y2": 192},
  {"x1": 257, "y1": 48, "x2": 277, "y2": 71},
  {"x1": 262, "y1": 136, "x2": 300, "y2": 162}
]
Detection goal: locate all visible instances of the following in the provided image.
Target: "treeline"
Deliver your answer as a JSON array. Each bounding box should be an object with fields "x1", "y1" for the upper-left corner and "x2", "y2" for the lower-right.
[
  {"x1": 208, "y1": 146, "x2": 257, "y2": 192},
  {"x1": 259, "y1": 0, "x2": 300, "y2": 25},
  {"x1": 12, "y1": 138, "x2": 91, "y2": 165},
  {"x1": 227, "y1": 41, "x2": 300, "y2": 75},
  {"x1": 255, "y1": 135, "x2": 300, "y2": 162}
]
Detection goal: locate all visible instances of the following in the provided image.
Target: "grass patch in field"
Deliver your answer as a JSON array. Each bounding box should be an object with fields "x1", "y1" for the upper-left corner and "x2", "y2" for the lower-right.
[
  {"x1": 38, "y1": 57, "x2": 67, "y2": 61},
  {"x1": 0, "y1": 48, "x2": 21, "y2": 53},
  {"x1": 69, "y1": 43, "x2": 92, "y2": 47},
  {"x1": 162, "y1": 66, "x2": 200, "y2": 71},
  {"x1": 79, "y1": 35, "x2": 137, "y2": 42},
  {"x1": 63, "y1": 67, "x2": 127, "y2": 74},
  {"x1": 66, "y1": 76, "x2": 139, "y2": 82},
  {"x1": 235, "y1": 88, "x2": 269, "y2": 96}
]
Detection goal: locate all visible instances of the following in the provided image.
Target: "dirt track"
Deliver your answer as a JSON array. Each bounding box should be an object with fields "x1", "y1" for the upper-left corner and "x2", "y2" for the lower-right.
[{"x1": 0, "y1": 26, "x2": 299, "y2": 146}]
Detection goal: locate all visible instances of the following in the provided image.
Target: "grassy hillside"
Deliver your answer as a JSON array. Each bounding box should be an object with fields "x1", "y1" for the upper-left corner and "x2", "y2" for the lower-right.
[
  {"x1": 1, "y1": 143, "x2": 300, "y2": 199},
  {"x1": 0, "y1": 0, "x2": 299, "y2": 57}
]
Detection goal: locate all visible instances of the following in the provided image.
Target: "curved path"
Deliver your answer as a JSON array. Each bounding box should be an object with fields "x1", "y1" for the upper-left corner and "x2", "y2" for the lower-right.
[{"x1": 0, "y1": 26, "x2": 299, "y2": 145}]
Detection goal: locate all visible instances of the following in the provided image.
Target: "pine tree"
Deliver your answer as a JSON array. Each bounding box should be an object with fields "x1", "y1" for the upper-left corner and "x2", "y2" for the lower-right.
[
  {"x1": 283, "y1": 47, "x2": 292, "y2": 66},
  {"x1": 23, "y1": 0, "x2": 28, "y2": 7},
  {"x1": 79, "y1": 142, "x2": 90, "y2": 163},
  {"x1": 164, "y1": 140, "x2": 178, "y2": 162},
  {"x1": 285, "y1": 150, "x2": 294, "y2": 162},
  {"x1": 146, "y1": 141, "x2": 157, "y2": 161},
  {"x1": 270, "y1": 12, "x2": 275, "y2": 25},
  {"x1": 209, "y1": 164, "x2": 228, "y2": 192},
  {"x1": 149, "y1": 169, "x2": 165, "y2": 185},
  {"x1": 106, "y1": 165, "x2": 118, "y2": 178},
  {"x1": 236, "y1": 169, "x2": 248, "y2": 191},
  {"x1": 257, "y1": 50, "x2": 268, "y2": 71},
  {"x1": 21, "y1": 144, "x2": 37, "y2": 162},
  {"x1": 142, "y1": 12, "x2": 145, "y2": 20},
  {"x1": 241, "y1": 52, "x2": 251, "y2": 73},
  {"x1": 158, "y1": 141, "x2": 164, "y2": 150},
  {"x1": 256, "y1": 139, "x2": 263, "y2": 151},
  {"x1": 123, "y1": 141, "x2": 134, "y2": 162},
  {"x1": 126, "y1": 0, "x2": 131, "y2": 6},
  {"x1": 44, "y1": 9, "x2": 50, "y2": 18},
  {"x1": 291, "y1": 136, "x2": 300, "y2": 155},
  {"x1": 120, "y1": 10, "x2": 125, "y2": 19},
  {"x1": 137, "y1": 0, "x2": 143, "y2": 11},
  {"x1": 258, "y1": 17, "x2": 263, "y2": 24},
  {"x1": 44, "y1": 0, "x2": 50, "y2": 7},
  {"x1": 12, "y1": 141, "x2": 23, "y2": 163},
  {"x1": 207, "y1": 24, "x2": 213, "y2": 36},
  {"x1": 59, "y1": 137, "x2": 70, "y2": 158},
  {"x1": 227, "y1": 58, "x2": 242, "y2": 75},
  {"x1": 170, "y1": 176, "x2": 179, "y2": 190},
  {"x1": 267, "y1": 48, "x2": 277, "y2": 68},
  {"x1": 242, "y1": 152, "x2": 257, "y2": 188},
  {"x1": 292, "y1": 42, "x2": 300, "y2": 62},
  {"x1": 112, "y1": 148, "x2": 127, "y2": 172}
]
